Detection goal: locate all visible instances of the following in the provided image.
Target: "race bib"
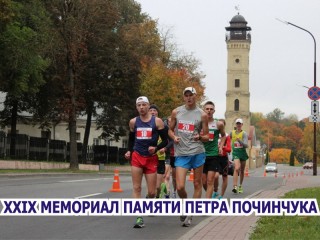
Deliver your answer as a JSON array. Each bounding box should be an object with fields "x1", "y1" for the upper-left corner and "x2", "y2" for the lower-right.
[
  {"x1": 136, "y1": 127, "x2": 152, "y2": 139},
  {"x1": 209, "y1": 130, "x2": 214, "y2": 141},
  {"x1": 178, "y1": 120, "x2": 195, "y2": 133},
  {"x1": 234, "y1": 141, "x2": 243, "y2": 148}
]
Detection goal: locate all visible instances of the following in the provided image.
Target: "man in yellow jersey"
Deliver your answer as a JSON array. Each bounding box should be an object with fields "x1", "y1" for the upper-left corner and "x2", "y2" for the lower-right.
[{"x1": 230, "y1": 118, "x2": 248, "y2": 194}]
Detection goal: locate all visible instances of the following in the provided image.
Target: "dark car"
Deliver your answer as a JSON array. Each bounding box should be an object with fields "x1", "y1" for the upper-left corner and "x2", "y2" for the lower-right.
[{"x1": 303, "y1": 162, "x2": 313, "y2": 169}]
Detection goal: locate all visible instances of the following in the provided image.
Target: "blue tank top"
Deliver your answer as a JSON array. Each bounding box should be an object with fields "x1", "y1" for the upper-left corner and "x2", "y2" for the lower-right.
[{"x1": 134, "y1": 116, "x2": 159, "y2": 156}]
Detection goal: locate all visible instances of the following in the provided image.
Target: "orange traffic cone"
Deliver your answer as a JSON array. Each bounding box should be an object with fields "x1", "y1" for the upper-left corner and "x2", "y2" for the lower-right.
[
  {"x1": 109, "y1": 169, "x2": 123, "y2": 192},
  {"x1": 188, "y1": 169, "x2": 194, "y2": 181},
  {"x1": 263, "y1": 170, "x2": 266, "y2": 177},
  {"x1": 245, "y1": 167, "x2": 249, "y2": 177}
]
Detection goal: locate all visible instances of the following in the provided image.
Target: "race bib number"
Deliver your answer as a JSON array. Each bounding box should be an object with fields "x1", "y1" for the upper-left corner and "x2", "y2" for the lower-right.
[
  {"x1": 136, "y1": 127, "x2": 152, "y2": 139},
  {"x1": 178, "y1": 120, "x2": 195, "y2": 133},
  {"x1": 209, "y1": 130, "x2": 214, "y2": 141},
  {"x1": 234, "y1": 141, "x2": 243, "y2": 148}
]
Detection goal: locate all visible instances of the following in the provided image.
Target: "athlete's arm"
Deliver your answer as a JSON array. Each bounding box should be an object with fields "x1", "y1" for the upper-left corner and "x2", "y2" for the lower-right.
[
  {"x1": 149, "y1": 117, "x2": 168, "y2": 155},
  {"x1": 168, "y1": 108, "x2": 180, "y2": 144},
  {"x1": 224, "y1": 135, "x2": 232, "y2": 153},
  {"x1": 217, "y1": 120, "x2": 226, "y2": 154},
  {"x1": 237, "y1": 131, "x2": 248, "y2": 148},
  {"x1": 125, "y1": 118, "x2": 136, "y2": 159},
  {"x1": 198, "y1": 112, "x2": 209, "y2": 142}
]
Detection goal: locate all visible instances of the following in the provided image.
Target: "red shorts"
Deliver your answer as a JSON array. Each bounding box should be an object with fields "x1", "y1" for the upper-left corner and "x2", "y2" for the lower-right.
[{"x1": 131, "y1": 151, "x2": 158, "y2": 174}]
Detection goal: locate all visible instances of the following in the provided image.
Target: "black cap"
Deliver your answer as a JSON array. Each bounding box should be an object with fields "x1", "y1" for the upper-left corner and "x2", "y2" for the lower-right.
[{"x1": 149, "y1": 104, "x2": 159, "y2": 113}]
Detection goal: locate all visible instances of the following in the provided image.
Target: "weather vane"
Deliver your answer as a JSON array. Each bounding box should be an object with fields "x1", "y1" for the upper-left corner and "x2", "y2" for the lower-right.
[{"x1": 235, "y1": 5, "x2": 240, "y2": 14}]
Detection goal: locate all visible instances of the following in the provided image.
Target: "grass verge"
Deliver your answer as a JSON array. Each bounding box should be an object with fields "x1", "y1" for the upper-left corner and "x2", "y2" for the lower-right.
[{"x1": 250, "y1": 187, "x2": 320, "y2": 240}]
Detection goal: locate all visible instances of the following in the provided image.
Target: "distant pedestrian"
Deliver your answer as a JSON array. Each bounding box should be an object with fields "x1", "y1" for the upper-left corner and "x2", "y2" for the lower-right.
[
  {"x1": 230, "y1": 118, "x2": 249, "y2": 194},
  {"x1": 124, "y1": 96, "x2": 168, "y2": 228},
  {"x1": 168, "y1": 87, "x2": 209, "y2": 227}
]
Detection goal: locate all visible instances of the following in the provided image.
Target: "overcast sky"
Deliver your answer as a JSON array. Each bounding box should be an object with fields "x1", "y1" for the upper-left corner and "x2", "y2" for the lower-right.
[{"x1": 136, "y1": 0, "x2": 320, "y2": 120}]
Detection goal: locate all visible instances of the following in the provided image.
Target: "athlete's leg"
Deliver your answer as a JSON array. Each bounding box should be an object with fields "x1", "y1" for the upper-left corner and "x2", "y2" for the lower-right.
[
  {"x1": 193, "y1": 165, "x2": 204, "y2": 198},
  {"x1": 175, "y1": 166, "x2": 188, "y2": 199},
  {"x1": 233, "y1": 159, "x2": 240, "y2": 189},
  {"x1": 131, "y1": 166, "x2": 143, "y2": 198},
  {"x1": 239, "y1": 160, "x2": 246, "y2": 185}
]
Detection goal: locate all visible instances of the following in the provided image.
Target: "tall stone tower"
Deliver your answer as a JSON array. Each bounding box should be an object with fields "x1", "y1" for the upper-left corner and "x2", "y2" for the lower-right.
[{"x1": 225, "y1": 13, "x2": 251, "y2": 134}]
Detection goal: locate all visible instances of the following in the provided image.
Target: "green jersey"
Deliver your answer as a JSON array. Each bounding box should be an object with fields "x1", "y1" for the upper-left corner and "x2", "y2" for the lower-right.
[{"x1": 203, "y1": 119, "x2": 220, "y2": 156}]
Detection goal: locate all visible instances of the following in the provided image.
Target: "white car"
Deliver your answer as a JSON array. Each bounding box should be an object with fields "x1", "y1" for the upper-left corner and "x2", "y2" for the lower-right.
[{"x1": 265, "y1": 162, "x2": 278, "y2": 173}]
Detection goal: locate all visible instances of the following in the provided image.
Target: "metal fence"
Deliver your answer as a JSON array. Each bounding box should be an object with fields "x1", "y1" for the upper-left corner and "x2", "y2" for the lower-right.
[{"x1": 0, "y1": 131, "x2": 128, "y2": 165}]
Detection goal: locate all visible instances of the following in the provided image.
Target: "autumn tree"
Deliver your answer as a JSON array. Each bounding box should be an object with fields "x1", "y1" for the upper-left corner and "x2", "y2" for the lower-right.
[{"x1": 139, "y1": 25, "x2": 206, "y2": 117}]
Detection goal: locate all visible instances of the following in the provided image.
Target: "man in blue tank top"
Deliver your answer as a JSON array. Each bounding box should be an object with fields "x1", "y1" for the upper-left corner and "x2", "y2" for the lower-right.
[
  {"x1": 168, "y1": 87, "x2": 209, "y2": 227},
  {"x1": 124, "y1": 96, "x2": 168, "y2": 228}
]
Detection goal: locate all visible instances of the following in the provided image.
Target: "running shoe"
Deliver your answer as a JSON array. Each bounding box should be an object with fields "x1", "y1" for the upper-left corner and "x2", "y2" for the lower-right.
[
  {"x1": 181, "y1": 216, "x2": 192, "y2": 227},
  {"x1": 133, "y1": 217, "x2": 145, "y2": 228},
  {"x1": 180, "y1": 216, "x2": 187, "y2": 222},
  {"x1": 238, "y1": 185, "x2": 243, "y2": 193},
  {"x1": 218, "y1": 195, "x2": 223, "y2": 200},
  {"x1": 165, "y1": 191, "x2": 170, "y2": 198},
  {"x1": 212, "y1": 192, "x2": 219, "y2": 198},
  {"x1": 172, "y1": 192, "x2": 177, "y2": 198},
  {"x1": 232, "y1": 186, "x2": 238, "y2": 193},
  {"x1": 159, "y1": 182, "x2": 167, "y2": 198}
]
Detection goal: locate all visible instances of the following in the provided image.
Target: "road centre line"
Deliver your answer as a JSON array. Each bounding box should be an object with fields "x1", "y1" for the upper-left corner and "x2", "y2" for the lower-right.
[
  {"x1": 75, "y1": 193, "x2": 103, "y2": 199},
  {"x1": 59, "y1": 178, "x2": 111, "y2": 183}
]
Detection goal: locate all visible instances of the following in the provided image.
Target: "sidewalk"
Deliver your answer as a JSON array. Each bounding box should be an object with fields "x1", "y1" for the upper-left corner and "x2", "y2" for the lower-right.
[{"x1": 179, "y1": 173, "x2": 320, "y2": 240}]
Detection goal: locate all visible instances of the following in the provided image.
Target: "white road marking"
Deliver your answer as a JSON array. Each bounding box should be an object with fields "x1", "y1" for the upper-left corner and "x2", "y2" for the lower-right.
[
  {"x1": 59, "y1": 178, "x2": 111, "y2": 183},
  {"x1": 75, "y1": 193, "x2": 103, "y2": 199}
]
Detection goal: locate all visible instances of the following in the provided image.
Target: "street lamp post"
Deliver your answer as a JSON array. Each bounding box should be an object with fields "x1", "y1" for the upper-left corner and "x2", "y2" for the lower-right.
[{"x1": 277, "y1": 19, "x2": 317, "y2": 176}]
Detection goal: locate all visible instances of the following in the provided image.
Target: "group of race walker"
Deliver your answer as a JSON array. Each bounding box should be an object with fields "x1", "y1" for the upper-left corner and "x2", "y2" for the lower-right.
[{"x1": 124, "y1": 87, "x2": 249, "y2": 228}]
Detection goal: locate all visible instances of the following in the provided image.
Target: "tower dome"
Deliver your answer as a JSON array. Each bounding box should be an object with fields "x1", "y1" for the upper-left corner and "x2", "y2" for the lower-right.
[
  {"x1": 230, "y1": 14, "x2": 247, "y2": 24},
  {"x1": 225, "y1": 13, "x2": 251, "y2": 41}
]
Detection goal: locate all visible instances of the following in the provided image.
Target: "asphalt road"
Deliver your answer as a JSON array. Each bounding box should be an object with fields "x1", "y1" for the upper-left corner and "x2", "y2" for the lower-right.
[{"x1": 0, "y1": 165, "x2": 305, "y2": 239}]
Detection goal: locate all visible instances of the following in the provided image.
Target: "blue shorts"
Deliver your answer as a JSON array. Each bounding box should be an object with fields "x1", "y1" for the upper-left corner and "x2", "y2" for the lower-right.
[{"x1": 175, "y1": 153, "x2": 205, "y2": 169}]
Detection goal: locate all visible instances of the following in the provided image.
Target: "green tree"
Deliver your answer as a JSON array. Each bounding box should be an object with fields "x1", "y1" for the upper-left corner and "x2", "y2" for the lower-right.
[
  {"x1": 0, "y1": 0, "x2": 51, "y2": 156},
  {"x1": 265, "y1": 151, "x2": 269, "y2": 165},
  {"x1": 289, "y1": 150, "x2": 294, "y2": 166},
  {"x1": 266, "y1": 108, "x2": 285, "y2": 123}
]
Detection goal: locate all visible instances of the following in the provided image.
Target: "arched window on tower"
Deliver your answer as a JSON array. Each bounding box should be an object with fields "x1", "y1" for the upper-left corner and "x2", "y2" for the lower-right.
[
  {"x1": 235, "y1": 79, "x2": 240, "y2": 88},
  {"x1": 234, "y1": 99, "x2": 239, "y2": 111}
]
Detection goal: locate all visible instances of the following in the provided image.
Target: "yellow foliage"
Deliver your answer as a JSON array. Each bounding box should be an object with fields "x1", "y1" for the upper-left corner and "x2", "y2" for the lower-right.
[
  {"x1": 269, "y1": 148, "x2": 300, "y2": 165},
  {"x1": 269, "y1": 148, "x2": 291, "y2": 163},
  {"x1": 139, "y1": 60, "x2": 205, "y2": 117}
]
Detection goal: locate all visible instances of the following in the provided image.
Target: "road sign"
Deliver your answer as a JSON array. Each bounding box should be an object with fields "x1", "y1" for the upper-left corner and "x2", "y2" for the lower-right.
[
  {"x1": 308, "y1": 86, "x2": 320, "y2": 100},
  {"x1": 311, "y1": 101, "x2": 319, "y2": 115},
  {"x1": 309, "y1": 114, "x2": 320, "y2": 122}
]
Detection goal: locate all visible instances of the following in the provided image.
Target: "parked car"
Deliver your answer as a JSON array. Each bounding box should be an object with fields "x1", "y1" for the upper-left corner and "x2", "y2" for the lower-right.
[
  {"x1": 265, "y1": 162, "x2": 278, "y2": 173},
  {"x1": 303, "y1": 162, "x2": 313, "y2": 169}
]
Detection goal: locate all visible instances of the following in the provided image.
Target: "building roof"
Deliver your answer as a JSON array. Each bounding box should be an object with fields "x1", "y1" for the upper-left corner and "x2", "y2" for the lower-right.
[{"x1": 230, "y1": 13, "x2": 247, "y2": 24}]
